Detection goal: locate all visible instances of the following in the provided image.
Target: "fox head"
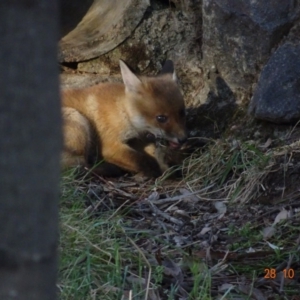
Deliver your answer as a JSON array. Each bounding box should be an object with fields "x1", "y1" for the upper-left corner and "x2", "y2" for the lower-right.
[{"x1": 120, "y1": 60, "x2": 187, "y2": 148}]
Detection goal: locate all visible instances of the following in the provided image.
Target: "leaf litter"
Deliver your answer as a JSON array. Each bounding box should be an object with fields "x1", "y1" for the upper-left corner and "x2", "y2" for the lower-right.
[{"x1": 60, "y1": 134, "x2": 300, "y2": 299}]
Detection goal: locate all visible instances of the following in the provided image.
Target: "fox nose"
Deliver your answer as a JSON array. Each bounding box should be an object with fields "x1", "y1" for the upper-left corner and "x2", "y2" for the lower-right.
[{"x1": 178, "y1": 136, "x2": 187, "y2": 144}]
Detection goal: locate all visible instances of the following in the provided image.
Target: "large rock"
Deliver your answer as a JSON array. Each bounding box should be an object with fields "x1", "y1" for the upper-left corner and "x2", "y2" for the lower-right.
[
  {"x1": 59, "y1": 0, "x2": 150, "y2": 62},
  {"x1": 248, "y1": 42, "x2": 300, "y2": 123},
  {"x1": 202, "y1": 0, "x2": 300, "y2": 99},
  {"x1": 61, "y1": 0, "x2": 204, "y2": 107},
  {"x1": 59, "y1": 0, "x2": 300, "y2": 135}
]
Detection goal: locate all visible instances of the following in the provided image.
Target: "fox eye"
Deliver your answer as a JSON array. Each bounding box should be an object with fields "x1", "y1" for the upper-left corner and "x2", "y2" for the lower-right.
[{"x1": 156, "y1": 115, "x2": 168, "y2": 123}]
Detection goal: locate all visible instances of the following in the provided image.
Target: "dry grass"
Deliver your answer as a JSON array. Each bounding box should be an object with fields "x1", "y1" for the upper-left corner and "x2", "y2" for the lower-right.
[
  {"x1": 58, "y1": 136, "x2": 300, "y2": 299},
  {"x1": 180, "y1": 138, "x2": 273, "y2": 203}
]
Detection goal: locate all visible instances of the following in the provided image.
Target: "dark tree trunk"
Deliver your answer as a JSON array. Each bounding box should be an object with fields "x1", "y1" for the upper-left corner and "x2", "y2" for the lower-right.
[{"x1": 0, "y1": 1, "x2": 61, "y2": 299}]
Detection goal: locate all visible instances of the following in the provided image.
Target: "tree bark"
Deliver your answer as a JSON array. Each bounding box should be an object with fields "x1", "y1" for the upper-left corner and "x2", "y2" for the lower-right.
[{"x1": 0, "y1": 1, "x2": 61, "y2": 299}]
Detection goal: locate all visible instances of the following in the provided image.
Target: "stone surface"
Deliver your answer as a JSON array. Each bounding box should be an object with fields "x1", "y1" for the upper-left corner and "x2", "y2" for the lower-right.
[
  {"x1": 60, "y1": 73, "x2": 121, "y2": 89},
  {"x1": 59, "y1": 0, "x2": 150, "y2": 62},
  {"x1": 75, "y1": 0, "x2": 204, "y2": 107},
  {"x1": 249, "y1": 42, "x2": 300, "y2": 124},
  {"x1": 202, "y1": 0, "x2": 300, "y2": 98},
  {"x1": 59, "y1": 0, "x2": 300, "y2": 134}
]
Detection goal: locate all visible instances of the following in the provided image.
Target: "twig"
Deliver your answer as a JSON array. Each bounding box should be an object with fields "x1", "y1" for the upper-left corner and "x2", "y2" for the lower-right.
[
  {"x1": 148, "y1": 201, "x2": 184, "y2": 226},
  {"x1": 148, "y1": 184, "x2": 215, "y2": 205}
]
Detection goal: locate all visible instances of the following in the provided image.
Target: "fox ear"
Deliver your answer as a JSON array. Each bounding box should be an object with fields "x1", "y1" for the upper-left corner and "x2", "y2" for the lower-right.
[
  {"x1": 160, "y1": 59, "x2": 178, "y2": 83},
  {"x1": 119, "y1": 60, "x2": 142, "y2": 93}
]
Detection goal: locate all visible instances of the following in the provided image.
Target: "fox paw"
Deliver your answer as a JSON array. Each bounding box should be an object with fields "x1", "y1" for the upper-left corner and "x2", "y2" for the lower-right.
[{"x1": 133, "y1": 173, "x2": 150, "y2": 182}]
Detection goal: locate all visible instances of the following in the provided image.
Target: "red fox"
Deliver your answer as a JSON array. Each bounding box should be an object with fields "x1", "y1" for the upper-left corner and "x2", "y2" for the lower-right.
[{"x1": 61, "y1": 60, "x2": 187, "y2": 177}]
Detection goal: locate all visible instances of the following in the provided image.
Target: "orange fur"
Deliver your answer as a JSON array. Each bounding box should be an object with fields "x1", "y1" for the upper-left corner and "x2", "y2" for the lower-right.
[{"x1": 61, "y1": 60, "x2": 187, "y2": 177}]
